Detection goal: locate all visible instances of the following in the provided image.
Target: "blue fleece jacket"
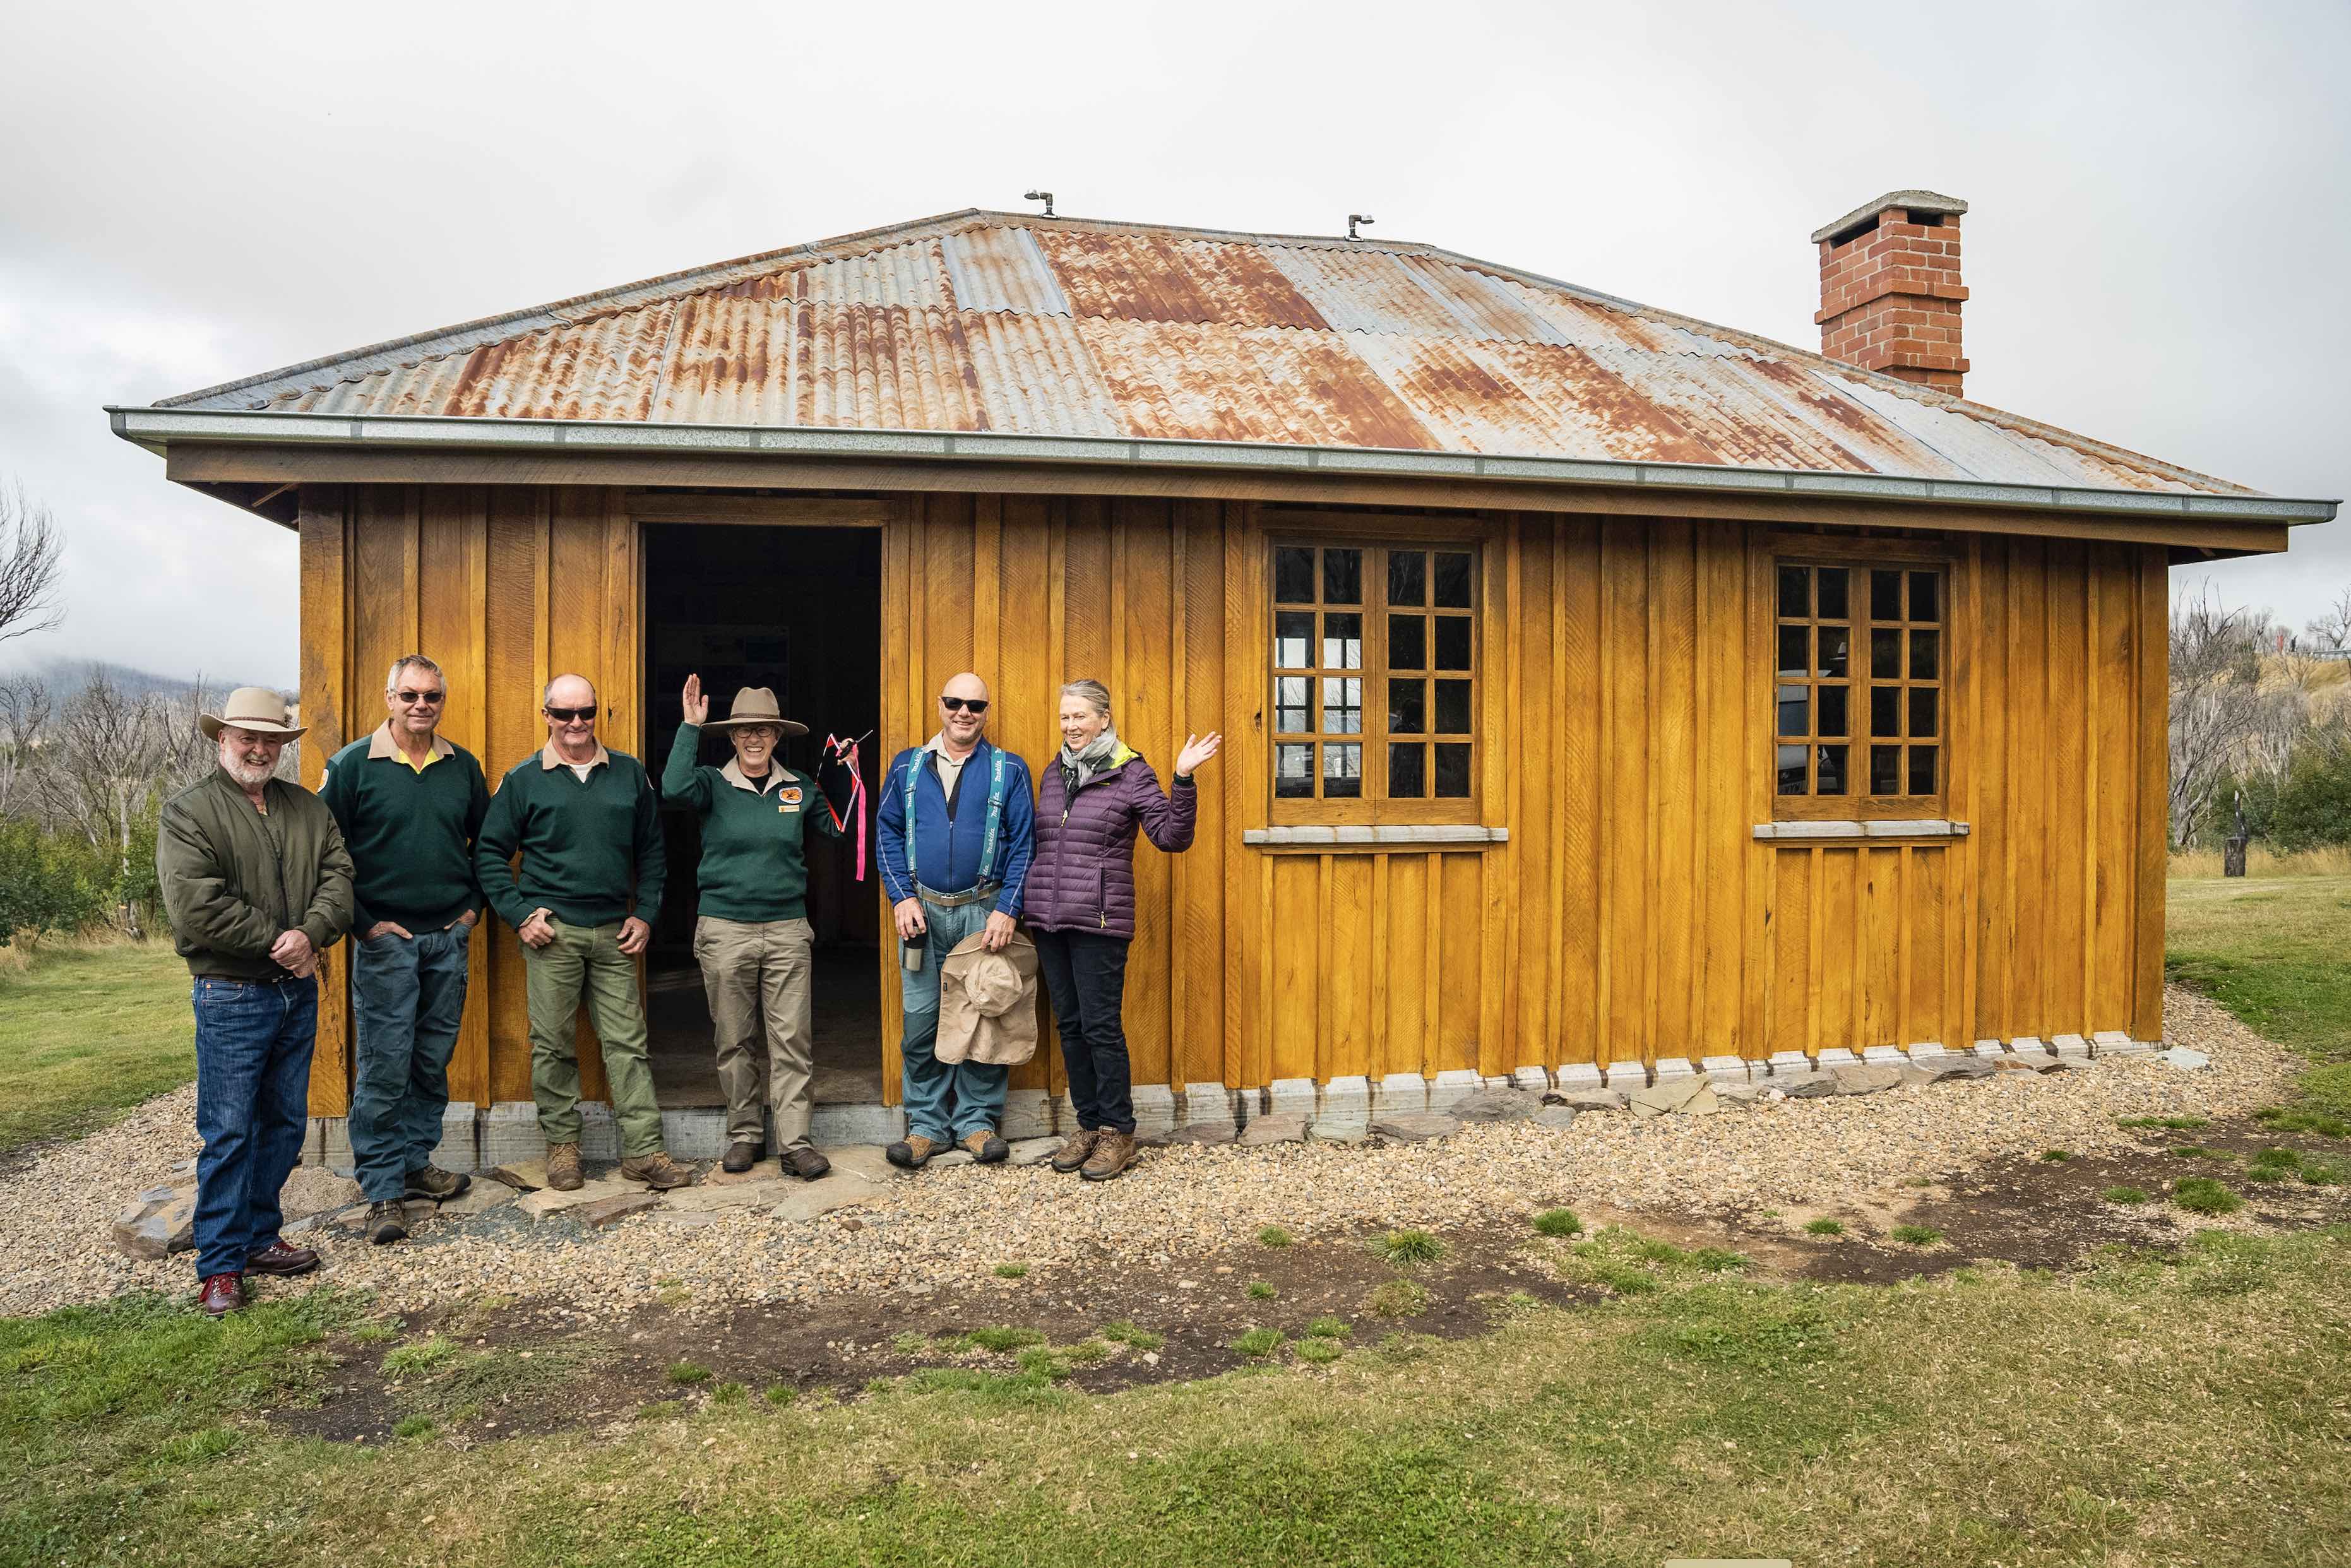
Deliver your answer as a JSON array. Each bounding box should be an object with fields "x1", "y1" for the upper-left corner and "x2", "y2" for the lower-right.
[{"x1": 875, "y1": 739, "x2": 1034, "y2": 914}]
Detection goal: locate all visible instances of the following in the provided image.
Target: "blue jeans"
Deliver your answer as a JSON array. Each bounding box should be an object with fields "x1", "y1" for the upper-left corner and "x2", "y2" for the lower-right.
[
  {"x1": 348, "y1": 923, "x2": 472, "y2": 1201},
  {"x1": 191, "y1": 975, "x2": 318, "y2": 1278},
  {"x1": 898, "y1": 893, "x2": 1009, "y2": 1141}
]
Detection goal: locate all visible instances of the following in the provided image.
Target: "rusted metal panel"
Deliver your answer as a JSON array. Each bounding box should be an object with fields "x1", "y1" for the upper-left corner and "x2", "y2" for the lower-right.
[{"x1": 162, "y1": 211, "x2": 2262, "y2": 499}]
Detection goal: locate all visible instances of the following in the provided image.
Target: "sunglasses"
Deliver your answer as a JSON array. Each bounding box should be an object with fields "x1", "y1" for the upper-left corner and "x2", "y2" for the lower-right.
[
  {"x1": 395, "y1": 690, "x2": 445, "y2": 706},
  {"x1": 939, "y1": 697, "x2": 989, "y2": 715},
  {"x1": 544, "y1": 705, "x2": 598, "y2": 722}
]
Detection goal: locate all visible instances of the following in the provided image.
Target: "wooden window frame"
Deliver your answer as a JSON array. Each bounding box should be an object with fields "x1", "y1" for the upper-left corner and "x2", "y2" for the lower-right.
[
  {"x1": 1766, "y1": 535, "x2": 1958, "y2": 823},
  {"x1": 1267, "y1": 533, "x2": 1482, "y2": 827}
]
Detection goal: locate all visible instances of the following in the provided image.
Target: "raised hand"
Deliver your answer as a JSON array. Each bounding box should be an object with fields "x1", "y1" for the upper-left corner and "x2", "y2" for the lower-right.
[
  {"x1": 1174, "y1": 732, "x2": 1222, "y2": 776},
  {"x1": 682, "y1": 672, "x2": 709, "y2": 726}
]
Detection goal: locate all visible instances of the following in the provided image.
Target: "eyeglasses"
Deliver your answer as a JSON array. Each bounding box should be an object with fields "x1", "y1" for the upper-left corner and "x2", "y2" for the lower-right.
[
  {"x1": 395, "y1": 690, "x2": 444, "y2": 706},
  {"x1": 939, "y1": 697, "x2": 989, "y2": 714},
  {"x1": 544, "y1": 705, "x2": 598, "y2": 722}
]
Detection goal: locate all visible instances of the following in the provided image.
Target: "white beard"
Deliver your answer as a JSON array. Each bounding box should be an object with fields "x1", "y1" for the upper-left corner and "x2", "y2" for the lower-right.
[{"x1": 219, "y1": 747, "x2": 276, "y2": 788}]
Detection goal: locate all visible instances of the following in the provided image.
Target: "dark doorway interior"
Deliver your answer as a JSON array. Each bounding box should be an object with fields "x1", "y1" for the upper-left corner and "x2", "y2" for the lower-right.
[{"x1": 641, "y1": 521, "x2": 883, "y2": 1108}]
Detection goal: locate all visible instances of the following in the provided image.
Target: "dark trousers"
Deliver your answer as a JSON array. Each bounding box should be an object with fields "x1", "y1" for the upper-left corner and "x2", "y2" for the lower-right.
[
  {"x1": 348, "y1": 923, "x2": 472, "y2": 1201},
  {"x1": 1033, "y1": 927, "x2": 1134, "y2": 1134},
  {"x1": 191, "y1": 975, "x2": 317, "y2": 1278}
]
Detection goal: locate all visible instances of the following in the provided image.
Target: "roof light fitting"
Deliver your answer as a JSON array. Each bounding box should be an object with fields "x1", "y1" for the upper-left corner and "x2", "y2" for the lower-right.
[
  {"x1": 1024, "y1": 189, "x2": 1056, "y2": 218},
  {"x1": 1347, "y1": 213, "x2": 1374, "y2": 241}
]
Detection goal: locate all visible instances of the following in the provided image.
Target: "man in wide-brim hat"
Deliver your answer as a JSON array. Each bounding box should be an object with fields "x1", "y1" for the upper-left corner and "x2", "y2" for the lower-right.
[
  {"x1": 158, "y1": 687, "x2": 355, "y2": 1317},
  {"x1": 664, "y1": 677, "x2": 844, "y2": 1177}
]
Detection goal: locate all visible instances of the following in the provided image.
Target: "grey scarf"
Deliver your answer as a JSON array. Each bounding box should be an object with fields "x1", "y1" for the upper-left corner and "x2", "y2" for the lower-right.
[{"x1": 1058, "y1": 725, "x2": 1121, "y2": 793}]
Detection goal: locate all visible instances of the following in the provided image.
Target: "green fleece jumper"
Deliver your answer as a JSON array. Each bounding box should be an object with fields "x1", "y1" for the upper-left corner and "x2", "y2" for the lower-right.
[
  {"x1": 318, "y1": 730, "x2": 489, "y2": 933},
  {"x1": 662, "y1": 723, "x2": 842, "y2": 922},
  {"x1": 475, "y1": 747, "x2": 665, "y2": 931}
]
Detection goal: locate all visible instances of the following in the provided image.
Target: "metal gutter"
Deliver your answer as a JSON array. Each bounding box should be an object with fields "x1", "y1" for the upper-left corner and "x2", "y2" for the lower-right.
[{"x1": 106, "y1": 407, "x2": 2341, "y2": 526}]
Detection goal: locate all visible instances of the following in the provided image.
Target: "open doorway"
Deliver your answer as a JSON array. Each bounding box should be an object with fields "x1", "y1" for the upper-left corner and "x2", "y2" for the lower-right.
[{"x1": 641, "y1": 521, "x2": 883, "y2": 1110}]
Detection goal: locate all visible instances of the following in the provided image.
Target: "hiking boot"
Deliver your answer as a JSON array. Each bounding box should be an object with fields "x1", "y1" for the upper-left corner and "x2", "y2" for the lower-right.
[
  {"x1": 721, "y1": 1141, "x2": 761, "y2": 1175},
  {"x1": 1050, "y1": 1128, "x2": 1100, "y2": 1173},
  {"x1": 621, "y1": 1151, "x2": 697, "y2": 1191},
  {"x1": 782, "y1": 1146, "x2": 831, "y2": 1181},
  {"x1": 198, "y1": 1271, "x2": 245, "y2": 1318},
  {"x1": 961, "y1": 1129, "x2": 1009, "y2": 1165},
  {"x1": 886, "y1": 1134, "x2": 942, "y2": 1170},
  {"x1": 366, "y1": 1200, "x2": 408, "y2": 1245},
  {"x1": 1080, "y1": 1130, "x2": 1138, "y2": 1182},
  {"x1": 403, "y1": 1164, "x2": 471, "y2": 1201},
  {"x1": 545, "y1": 1142, "x2": 583, "y2": 1191},
  {"x1": 246, "y1": 1237, "x2": 320, "y2": 1276}
]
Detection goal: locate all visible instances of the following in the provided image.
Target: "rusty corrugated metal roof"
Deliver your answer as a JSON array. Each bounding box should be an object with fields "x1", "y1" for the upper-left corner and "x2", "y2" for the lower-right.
[{"x1": 149, "y1": 209, "x2": 2263, "y2": 497}]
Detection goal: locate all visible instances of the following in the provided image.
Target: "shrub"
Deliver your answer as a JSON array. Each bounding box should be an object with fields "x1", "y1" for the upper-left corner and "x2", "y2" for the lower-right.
[
  {"x1": 1246, "y1": 1281, "x2": 1275, "y2": 1300},
  {"x1": 1366, "y1": 1280, "x2": 1430, "y2": 1318},
  {"x1": 1532, "y1": 1208, "x2": 1582, "y2": 1238},
  {"x1": 1889, "y1": 1225, "x2": 1943, "y2": 1247},
  {"x1": 0, "y1": 819, "x2": 112, "y2": 946},
  {"x1": 992, "y1": 1263, "x2": 1028, "y2": 1280},
  {"x1": 1229, "y1": 1327, "x2": 1284, "y2": 1360},
  {"x1": 1256, "y1": 1226, "x2": 1292, "y2": 1248},
  {"x1": 1803, "y1": 1218, "x2": 1845, "y2": 1236},
  {"x1": 1375, "y1": 1230, "x2": 1444, "y2": 1268},
  {"x1": 2172, "y1": 1178, "x2": 2242, "y2": 1216}
]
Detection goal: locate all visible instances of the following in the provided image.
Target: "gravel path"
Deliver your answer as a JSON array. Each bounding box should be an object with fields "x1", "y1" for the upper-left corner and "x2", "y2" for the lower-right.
[{"x1": 0, "y1": 986, "x2": 2300, "y2": 1319}]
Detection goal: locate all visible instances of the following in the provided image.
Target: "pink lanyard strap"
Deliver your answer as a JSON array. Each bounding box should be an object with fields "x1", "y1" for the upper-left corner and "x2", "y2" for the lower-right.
[{"x1": 824, "y1": 735, "x2": 869, "y2": 880}]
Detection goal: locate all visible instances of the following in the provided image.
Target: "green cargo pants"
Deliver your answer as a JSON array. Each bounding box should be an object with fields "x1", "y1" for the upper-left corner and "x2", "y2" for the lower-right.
[{"x1": 522, "y1": 917, "x2": 665, "y2": 1158}]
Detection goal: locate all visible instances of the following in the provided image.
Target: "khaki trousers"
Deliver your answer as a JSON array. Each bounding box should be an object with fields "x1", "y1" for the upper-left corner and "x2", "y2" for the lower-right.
[
  {"x1": 521, "y1": 918, "x2": 664, "y2": 1158},
  {"x1": 693, "y1": 915, "x2": 817, "y2": 1149}
]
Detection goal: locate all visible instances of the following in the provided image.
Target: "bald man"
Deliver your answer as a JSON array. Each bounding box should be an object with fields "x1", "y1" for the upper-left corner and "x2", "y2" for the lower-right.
[
  {"x1": 874, "y1": 672, "x2": 1035, "y2": 1169},
  {"x1": 476, "y1": 674, "x2": 694, "y2": 1194}
]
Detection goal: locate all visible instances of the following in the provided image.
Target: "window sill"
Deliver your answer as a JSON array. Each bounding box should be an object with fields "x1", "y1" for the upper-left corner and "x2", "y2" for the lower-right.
[
  {"x1": 1243, "y1": 825, "x2": 1509, "y2": 850},
  {"x1": 1753, "y1": 819, "x2": 1970, "y2": 841}
]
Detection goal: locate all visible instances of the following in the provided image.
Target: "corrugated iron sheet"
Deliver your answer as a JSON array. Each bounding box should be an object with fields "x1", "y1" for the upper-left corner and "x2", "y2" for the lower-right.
[{"x1": 179, "y1": 211, "x2": 2253, "y2": 496}]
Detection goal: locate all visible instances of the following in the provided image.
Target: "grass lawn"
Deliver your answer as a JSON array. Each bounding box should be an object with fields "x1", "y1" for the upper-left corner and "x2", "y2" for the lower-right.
[
  {"x1": 0, "y1": 940, "x2": 193, "y2": 1156},
  {"x1": 2166, "y1": 874, "x2": 2351, "y2": 1067}
]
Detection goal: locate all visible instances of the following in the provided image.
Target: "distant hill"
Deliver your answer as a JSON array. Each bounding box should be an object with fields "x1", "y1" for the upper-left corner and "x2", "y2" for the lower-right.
[{"x1": 0, "y1": 658, "x2": 290, "y2": 703}]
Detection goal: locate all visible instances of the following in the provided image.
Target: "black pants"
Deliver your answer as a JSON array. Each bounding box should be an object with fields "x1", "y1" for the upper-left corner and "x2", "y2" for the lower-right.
[{"x1": 1033, "y1": 927, "x2": 1134, "y2": 1134}]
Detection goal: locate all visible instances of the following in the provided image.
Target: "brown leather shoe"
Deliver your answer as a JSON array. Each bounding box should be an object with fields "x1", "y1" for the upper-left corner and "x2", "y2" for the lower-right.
[
  {"x1": 1080, "y1": 1130, "x2": 1138, "y2": 1182},
  {"x1": 545, "y1": 1142, "x2": 583, "y2": 1192},
  {"x1": 1050, "y1": 1128, "x2": 1100, "y2": 1173},
  {"x1": 246, "y1": 1237, "x2": 320, "y2": 1275},
  {"x1": 364, "y1": 1200, "x2": 409, "y2": 1245},
  {"x1": 721, "y1": 1141, "x2": 761, "y2": 1174},
  {"x1": 886, "y1": 1134, "x2": 941, "y2": 1170},
  {"x1": 782, "y1": 1146, "x2": 831, "y2": 1181},
  {"x1": 961, "y1": 1129, "x2": 1009, "y2": 1165},
  {"x1": 198, "y1": 1272, "x2": 245, "y2": 1317},
  {"x1": 619, "y1": 1151, "x2": 696, "y2": 1191},
  {"x1": 403, "y1": 1165, "x2": 471, "y2": 1201}
]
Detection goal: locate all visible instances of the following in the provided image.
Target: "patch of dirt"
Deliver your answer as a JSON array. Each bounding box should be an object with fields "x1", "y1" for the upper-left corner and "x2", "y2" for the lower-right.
[{"x1": 268, "y1": 1112, "x2": 2348, "y2": 1447}]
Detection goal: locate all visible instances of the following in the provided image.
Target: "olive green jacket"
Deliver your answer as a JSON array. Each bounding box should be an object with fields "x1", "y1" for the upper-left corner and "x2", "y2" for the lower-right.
[{"x1": 158, "y1": 768, "x2": 356, "y2": 980}]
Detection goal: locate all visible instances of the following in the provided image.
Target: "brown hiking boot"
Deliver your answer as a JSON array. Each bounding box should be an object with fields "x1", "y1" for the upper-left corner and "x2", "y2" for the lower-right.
[
  {"x1": 403, "y1": 1164, "x2": 471, "y2": 1201},
  {"x1": 620, "y1": 1151, "x2": 697, "y2": 1191},
  {"x1": 721, "y1": 1141, "x2": 761, "y2": 1175},
  {"x1": 1080, "y1": 1130, "x2": 1137, "y2": 1182},
  {"x1": 545, "y1": 1142, "x2": 583, "y2": 1192},
  {"x1": 886, "y1": 1134, "x2": 941, "y2": 1170},
  {"x1": 961, "y1": 1129, "x2": 1009, "y2": 1165},
  {"x1": 1050, "y1": 1128, "x2": 1100, "y2": 1173},
  {"x1": 782, "y1": 1146, "x2": 831, "y2": 1181},
  {"x1": 364, "y1": 1200, "x2": 408, "y2": 1245}
]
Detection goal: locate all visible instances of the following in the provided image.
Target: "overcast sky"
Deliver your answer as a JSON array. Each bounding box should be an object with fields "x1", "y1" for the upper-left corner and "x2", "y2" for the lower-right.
[{"x1": 3, "y1": 0, "x2": 2344, "y2": 685}]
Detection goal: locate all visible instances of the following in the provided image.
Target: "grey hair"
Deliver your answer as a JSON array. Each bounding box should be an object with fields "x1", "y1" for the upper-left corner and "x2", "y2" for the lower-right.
[
  {"x1": 384, "y1": 653, "x2": 444, "y2": 694},
  {"x1": 1057, "y1": 679, "x2": 1112, "y2": 718}
]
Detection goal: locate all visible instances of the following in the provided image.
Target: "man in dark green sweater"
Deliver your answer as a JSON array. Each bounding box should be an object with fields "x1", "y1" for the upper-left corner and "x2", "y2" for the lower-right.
[
  {"x1": 665, "y1": 677, "x2": 843, "y2": 1178},
  {"x1": 319, "y1": 654, "x2": 493, "y2": 1243},
  {"x1": 474, "y1": 672, "x2": 693, "y2": 1193}
]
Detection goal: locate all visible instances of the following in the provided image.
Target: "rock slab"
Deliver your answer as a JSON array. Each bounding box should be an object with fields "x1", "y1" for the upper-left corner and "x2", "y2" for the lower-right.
[
  {"x1": 572, "y1": 1192, "x2": 664, "y2": 1228},
  {"x1": 1238, "y1": 1113, "x2": 1309, "y2": 1147},
  {"x1": 1830, "y1": 1064, "x2": 1903, "y2": 1097},
  {"x1": 1449, "y1": 1087, "x2": 1542, "y2": 1124},
  {"x1": 1629, "y1": 1077, "x2": 1719, "y2": 1118},
  {"x1": 1531, "y1": 1105, "x2": 1580, "y2": 1130},
  {"x1": 1547, "y1": 1089, "x2": 1628, "y2": 1112},
  {"x1": 2156, "y1": 1046, "x2": 2211, "y2": 1071},
  {"x1": 112, "y1": 1184, "x2": 196, "y2": 1260},
  {"x1": 768, "y1": 1171, "x2": 886, "y2": 1223},
  {"x1": 1371, "y1": 1113, "x2": 1463, "y2": 1143}
]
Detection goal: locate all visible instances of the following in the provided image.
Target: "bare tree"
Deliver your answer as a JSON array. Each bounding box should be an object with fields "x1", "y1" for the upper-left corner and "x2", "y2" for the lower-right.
[
  {"x1": 0, "y1": 673, "x2": 52, "y2": 816},
  {"x1": 0, "y1": 484, "x2": 63, "y2": 648},
  {"x1": 35, "y1": 668, "x2": 176, "y2": 886},
  {"x1": 2309, "y1": 586, "x2": 2351, "y2": 655},
  {"x1": 2167, "y1": 586, "x2": 2303, "y2": 848}
]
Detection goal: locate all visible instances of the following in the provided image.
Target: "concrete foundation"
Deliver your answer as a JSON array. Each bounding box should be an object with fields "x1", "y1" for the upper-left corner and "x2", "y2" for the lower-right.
[
  {"x1": 1552, "y1": 1064, "x2": 1604, "y2": 1091},
  {"x1": 1601, "y1": 1062, "x2": 1648, "y2": 1091},
  {"x1": 1511, "y1": 1066, "x2": 1551, "y2": 1094},
  {"x1": 1130, "y1": 1084, "x2": 1179, "y2": 1139},
  {"x1": 1313, "y1": 1076, "x2": 1371, "y2": 1141},
  {"x1": 1652, "y1": 1057, "x2": 1697, "y2": 1081},
  {"x1": 1267, "y1": 1078, "x2": 1318, "y2": 1122},
  {"x1": 431, "y1": 1105, "x2": 480, "y2": 1172},
  {"x1": 1374, "y1": 1073, "x2": 1429, "y2": 1117},
  {"x1": 1701, "y1": 1055, "x2": 1750, "y2": 1084},
  {"x1": 1181, "y1": 1083, "x2": 1239, "y2": 1130},
  {"x1": 1425, "y1": 1069, "x2": 1483, "y2": 1114},
  {"x1": 999, "y1": 1090, "x2": 1052, "y2": 1140}
]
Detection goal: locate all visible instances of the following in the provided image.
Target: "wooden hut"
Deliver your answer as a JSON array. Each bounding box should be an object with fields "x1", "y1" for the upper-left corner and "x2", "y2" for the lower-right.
[{"x1": 112, "y1": 194, "x2": 2333, "y2": 1155}]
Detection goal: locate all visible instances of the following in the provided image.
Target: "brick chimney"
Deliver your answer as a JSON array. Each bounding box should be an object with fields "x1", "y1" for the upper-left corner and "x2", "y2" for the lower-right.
[{"x1": 1812, "y1": 189, "x2": 1970, "y2": 394}]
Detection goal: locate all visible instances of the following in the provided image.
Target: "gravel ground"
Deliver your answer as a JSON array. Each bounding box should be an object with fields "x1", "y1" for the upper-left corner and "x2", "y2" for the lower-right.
[{"x1": 0, "y1": 985, "x2": 2302, "y2": 1320}]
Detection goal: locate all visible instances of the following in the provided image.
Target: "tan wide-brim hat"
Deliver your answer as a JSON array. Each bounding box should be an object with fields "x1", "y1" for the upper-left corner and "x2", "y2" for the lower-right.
[
  {"x1": 703, "y1": 686, "x2": 808, "y2": 737},
  {"x1": 199, "y1": 686, "x2": 307, "y2": 742},
  {"x1": 936, "y1": 930, "x2": 1039, "y2": 1067}
]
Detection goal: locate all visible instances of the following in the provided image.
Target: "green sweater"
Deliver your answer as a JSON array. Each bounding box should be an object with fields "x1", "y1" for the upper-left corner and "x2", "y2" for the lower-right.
[
  {"x1": 662, "y1": 724, "x2": 841, "y2": 922},
  {"x1": 318, "y1": 734, "x2": 489, "y2": 933},
  {"x1": 475, "y1": 749, "x2": 666, "y2": 930}
]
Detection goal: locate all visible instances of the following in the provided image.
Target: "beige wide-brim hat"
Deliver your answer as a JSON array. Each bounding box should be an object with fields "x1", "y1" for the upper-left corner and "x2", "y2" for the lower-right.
[
  {"x1": 199, "y1": 686, "x2": 307, "y2": 742},
  {"x1": 703, "y1": 686, "x2": 808, "y2": 737},
  {"x1": 936, "y1": 930, "x2": 1039, "y2": 1067}
]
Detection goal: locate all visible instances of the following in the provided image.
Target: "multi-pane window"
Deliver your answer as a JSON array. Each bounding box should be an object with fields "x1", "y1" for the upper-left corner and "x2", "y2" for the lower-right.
[
  {"x1": 1273, "y1": 542, "x2": 1476, "y2": 812},
  {"x1": 1774, "y1": 561, "x2": 1944, "y2": 810}
]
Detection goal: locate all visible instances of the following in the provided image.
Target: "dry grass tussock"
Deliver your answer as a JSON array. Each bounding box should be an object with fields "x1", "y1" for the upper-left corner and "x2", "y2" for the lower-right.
[{"x1": 2168, "y1": 845, "x2": 2351, "y2": 879}]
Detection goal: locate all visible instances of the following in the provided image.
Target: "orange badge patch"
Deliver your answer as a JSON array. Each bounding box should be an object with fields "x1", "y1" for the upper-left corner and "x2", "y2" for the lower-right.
[{"x1": 780, "y1": 785, "x2": 802, "y2": 813}]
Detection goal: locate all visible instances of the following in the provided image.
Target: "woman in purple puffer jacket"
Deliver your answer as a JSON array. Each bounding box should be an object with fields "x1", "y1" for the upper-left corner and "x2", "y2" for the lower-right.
[{"x1": 1028, "y1": 679, "x2": 1220, "y2": 1182}]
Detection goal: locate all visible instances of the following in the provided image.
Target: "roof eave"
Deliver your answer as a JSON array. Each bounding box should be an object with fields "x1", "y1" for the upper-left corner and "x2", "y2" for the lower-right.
[{"x1": 108, "y1": 407, "x2": 2339, "y2": 535}]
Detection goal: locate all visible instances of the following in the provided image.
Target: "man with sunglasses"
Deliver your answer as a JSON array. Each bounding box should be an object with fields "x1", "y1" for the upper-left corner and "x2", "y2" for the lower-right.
[
  {"x1": 875, "y1": 672, "x2": 1035, "y2": 1169},
  {"x1": 319, "y1": 654, "x2": 490, "y2": 1244},
  {"x1": 475, "y1": 674, "x2": 694, "y2": 1193}
]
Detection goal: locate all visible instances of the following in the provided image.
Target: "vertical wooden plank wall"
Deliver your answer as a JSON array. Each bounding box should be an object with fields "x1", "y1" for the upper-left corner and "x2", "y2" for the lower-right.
[{"x1": 307, "y1": 483, "x2": 2171, "y2": 1113}]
